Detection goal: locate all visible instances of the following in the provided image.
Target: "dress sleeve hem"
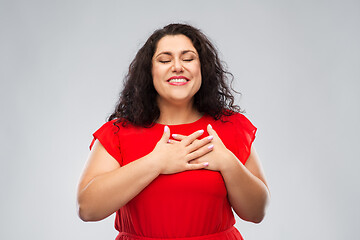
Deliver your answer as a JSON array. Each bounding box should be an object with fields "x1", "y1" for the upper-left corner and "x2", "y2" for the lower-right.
[
  {"x1": 234, "y1": 113, "x2": 257, "y2": 165},
  {"x1": 242, "y1": 127, "x2": 257, "y2": 165},
  {"x1": 89, "y1": 120, "x2": 122, "y2": 165}
]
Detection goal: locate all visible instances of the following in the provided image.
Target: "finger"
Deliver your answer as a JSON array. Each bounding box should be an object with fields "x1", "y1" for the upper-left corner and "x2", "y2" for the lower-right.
[
  {"x1": 187, "y1": 135, "x2": 213, "y2": 153},
  {"x1": 188, "y1": 159, "x2": 203, "y2": 165},
  {"x1": 207, "y1": 124, "x2": 219, "y2": 137},
  {"x1": 186, "y1": 143, "x2": 214, "y2": 161},
  {"x1": 161, "y1": 126, "x2": 171, "y2": 143},
  {"x1": 172, "y1": 134, "x2": 186, "y2": 140},
  {"x1": 173, "y1": 133, "x2": 212, "y2": 142},
  {"x1": 181, "y1": 129, "x2": 204, "y2": 146},
  {"x1": 185, "y1": 162, "x2": 209, "y2": 170}
]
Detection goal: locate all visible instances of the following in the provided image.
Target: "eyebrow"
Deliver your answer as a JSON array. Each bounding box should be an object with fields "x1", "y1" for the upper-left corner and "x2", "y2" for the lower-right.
[{"x1": 154, "y1": 50, "x2": 197, "y2": 58}]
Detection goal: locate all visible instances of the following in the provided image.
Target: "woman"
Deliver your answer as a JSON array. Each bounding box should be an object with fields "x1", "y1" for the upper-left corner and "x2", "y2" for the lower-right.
[{"x1": 77, "y1": 23, "x2": 270, "y2": 240}]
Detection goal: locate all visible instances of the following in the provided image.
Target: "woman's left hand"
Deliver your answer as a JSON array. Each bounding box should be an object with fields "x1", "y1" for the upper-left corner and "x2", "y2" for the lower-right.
[{"x1": 172, "y1": 124, "x2": 236, "y2": 172}]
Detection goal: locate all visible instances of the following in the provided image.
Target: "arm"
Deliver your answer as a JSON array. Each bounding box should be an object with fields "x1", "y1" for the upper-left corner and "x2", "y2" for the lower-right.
[
  {"x1": 221, "y1": 145, "x2": 270, "y2": 223},
  {"x1": 77, "y1": 126, "x2": 213, "y2": 222},
  {"x1": 206, "y1": 125, "x2": 270, "y2": 223},
  {"x1": 77, "y1": 139, "x2": 160, "y2": 222}
]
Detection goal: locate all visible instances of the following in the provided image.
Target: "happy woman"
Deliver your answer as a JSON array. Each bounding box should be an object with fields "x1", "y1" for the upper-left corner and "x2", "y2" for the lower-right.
[{"x1": 77, "y1": 23, "x2": 270, "y2": 240}]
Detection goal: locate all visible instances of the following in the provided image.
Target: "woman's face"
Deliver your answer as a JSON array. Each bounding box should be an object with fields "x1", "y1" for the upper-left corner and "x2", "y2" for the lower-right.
[{"x1": 152, "y1": 34, "x2": 201, "y2": 108}]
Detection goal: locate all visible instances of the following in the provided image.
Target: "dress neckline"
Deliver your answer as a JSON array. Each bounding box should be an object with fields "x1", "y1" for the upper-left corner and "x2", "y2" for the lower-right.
[{"x1": 154, "y1": 114, "x2": 207, "y2": 127}]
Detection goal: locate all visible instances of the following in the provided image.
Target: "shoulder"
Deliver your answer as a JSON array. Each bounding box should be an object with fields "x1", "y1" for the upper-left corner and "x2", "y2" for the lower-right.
[
  {"x1": 222, "y1": 113, "x2": 258, "y2": 164},
  {"x1": 92, "y1": 118, "x2": 136, "y2": 145},
  {"x1": 90, "y1": 119, "x2": 128, "y2": 163},
  {"x1": 216, "y1": 112, "x2": 257, "y2": 139},
  {"x1": 100, "y1": 119, "x2": 119, "y2": 129},
  {"x1": 92, "y1": 119, "x2": 119, "y2": 137},
  {"x1": 94, "y1": 119, "x2": 152, "y2": 143},
  {"x1": 95, "y1": 118, "x2": 135, "y2": 133},
  {"x1": 219, "y1": 112, "x2": 254, "y2": 125}
]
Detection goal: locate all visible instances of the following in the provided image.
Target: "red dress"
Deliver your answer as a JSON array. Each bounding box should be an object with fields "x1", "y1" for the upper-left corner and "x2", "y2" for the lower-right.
[{"x1": 90, "y1": 113, "x2": 257, "y2": 240}]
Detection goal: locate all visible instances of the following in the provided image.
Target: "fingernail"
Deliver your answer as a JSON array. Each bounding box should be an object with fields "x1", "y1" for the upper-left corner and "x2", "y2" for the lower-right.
[
  {"x1": 172, "y1": 134, "x2": 177, "y2": 138},
  {"x1": 208, "y1": 124, "x2": 213, "y2": 129},
  {"x1": 203, "y1": 162, "x2": 209, "y2": 167},
  {"x1": 198, "y1": 129, "x2": 204, "y2": 134},
  {"x1": 207, "y1": 135, "x2": 213, "y2": 140},
  {"x1": 164, "y1": 126, "x2": 169, "y2": 132},
  {"x1": 208, "y1": 144, "x2": 214, "y2": 149}
]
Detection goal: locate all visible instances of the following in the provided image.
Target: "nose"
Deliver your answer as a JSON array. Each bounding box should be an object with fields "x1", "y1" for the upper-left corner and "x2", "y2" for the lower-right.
[{"x1": 172, "y1": 59, "x2": 184, "y2": 73}]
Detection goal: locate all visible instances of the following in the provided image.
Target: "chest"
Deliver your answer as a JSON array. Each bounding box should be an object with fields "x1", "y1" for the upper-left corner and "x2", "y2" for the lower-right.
[{"x1": 117, "y1": 123, "x2": 239, "y2": 201}]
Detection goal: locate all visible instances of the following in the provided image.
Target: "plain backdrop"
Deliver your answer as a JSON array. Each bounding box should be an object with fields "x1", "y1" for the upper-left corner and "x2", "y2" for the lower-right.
[{"x1": 1, "y1": 0, "x2": 359, "y2": 239}]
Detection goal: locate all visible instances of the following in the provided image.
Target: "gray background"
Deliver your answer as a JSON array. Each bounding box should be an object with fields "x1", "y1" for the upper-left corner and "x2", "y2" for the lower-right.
[{"x1": 1, "y1": 0, "x2": 359, "y2": 239}]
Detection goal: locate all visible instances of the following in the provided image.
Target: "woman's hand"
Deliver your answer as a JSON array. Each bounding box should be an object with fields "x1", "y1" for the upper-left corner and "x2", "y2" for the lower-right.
[
  {"x1": 149, "y1": 126, "x2": 214, "y2": 175},
  {"x1": 172, "y1": 124, "x2": 235, "y2": 173},
  {"x1": 172, "y1": 124, "x2": 270, "y2": 223}
]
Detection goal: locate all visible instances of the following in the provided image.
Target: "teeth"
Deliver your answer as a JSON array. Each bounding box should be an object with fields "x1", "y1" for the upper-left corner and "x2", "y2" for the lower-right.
[{"x1": 169, "y1": 78, "x2": 187, "y2": 83}]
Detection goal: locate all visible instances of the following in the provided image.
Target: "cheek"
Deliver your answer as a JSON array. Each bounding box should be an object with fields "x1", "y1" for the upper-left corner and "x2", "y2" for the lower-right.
[
  {"x1": 193, "y1": 62, "x2": 201, "y2": 77},
  {"x1": 152, "y1": 69, "x2": 167, "y2": 95},
  {"x1": 152, "y1": 66, "x2": 162, "y2": 86},
  {"x1": 193, "y1": 64, "x2": 202, "y2": 84},
  {"x1": 152, "y1": 77, "x2": 161, "y2": 93},
  {"x1": 196, "y1": 78, "x2": 202, "y2": 91},
  {"x1": 152, "y1": 64, "x2": 168, "y2": 79},
  {"x1": 151, "y1": 67, "x2": 158, "y2": 80}
]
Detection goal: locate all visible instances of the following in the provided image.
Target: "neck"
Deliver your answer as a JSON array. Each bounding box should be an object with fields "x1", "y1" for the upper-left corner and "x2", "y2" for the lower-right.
[{"x1": 156, "y1": 99, "x2": 202, "y2": 125}]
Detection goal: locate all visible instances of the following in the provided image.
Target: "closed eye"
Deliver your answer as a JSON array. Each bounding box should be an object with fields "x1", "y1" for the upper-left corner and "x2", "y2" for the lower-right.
[
  {"x1": 183, "y1": 59, "x2": 193, "y2": 62},
  {"x1": 159, "y1": 60, "x2": 171, "y2": 63}
]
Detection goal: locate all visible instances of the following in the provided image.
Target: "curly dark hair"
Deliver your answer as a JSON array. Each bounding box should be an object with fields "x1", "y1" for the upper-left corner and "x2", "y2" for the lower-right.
[{"x1": 109, "y1": 23, "x2": 241, "y2": 127}]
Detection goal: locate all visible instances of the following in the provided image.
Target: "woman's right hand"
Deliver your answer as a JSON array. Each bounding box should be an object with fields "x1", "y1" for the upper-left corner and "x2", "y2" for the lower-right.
[
  {"x1": 77, "y1": 126, "x2": 213, "y2": 221},
  {"x1": 149, "y1": 126, "x2": 214, "y2": 174}
]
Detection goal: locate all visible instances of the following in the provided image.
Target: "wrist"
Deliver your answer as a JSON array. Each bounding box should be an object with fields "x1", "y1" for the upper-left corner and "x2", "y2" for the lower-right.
[
  {"x1": 144, "y1": 151, "x2": 163, "y2": 176},
  {"x1": 219, "y1": 151, "x2": 241, "y2": 174}
]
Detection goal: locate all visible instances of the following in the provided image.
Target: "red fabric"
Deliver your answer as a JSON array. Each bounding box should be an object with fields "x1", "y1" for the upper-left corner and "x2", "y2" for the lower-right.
[{"x1": 90, "y1": 113, "x2": 256, "y2": 240}]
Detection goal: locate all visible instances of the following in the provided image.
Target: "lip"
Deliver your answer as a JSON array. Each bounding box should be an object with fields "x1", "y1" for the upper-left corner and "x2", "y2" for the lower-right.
[{"x1": 167, "y1": 76, "x2": 190, "y2": 86}]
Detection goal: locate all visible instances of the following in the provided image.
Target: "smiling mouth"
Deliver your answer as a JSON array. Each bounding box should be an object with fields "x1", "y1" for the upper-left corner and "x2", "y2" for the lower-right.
[
  {"x1": 167, "y1": 76, "x2": 190, "y2": 83},
  {"x1": 168, "y1": 78, "x2": 188, "y2": 83}
]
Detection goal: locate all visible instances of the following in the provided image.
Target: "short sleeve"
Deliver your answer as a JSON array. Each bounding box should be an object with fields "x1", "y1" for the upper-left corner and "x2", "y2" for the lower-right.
[
  {"x1": 234, "y1": 114, "x2": 257, "y2": 164},
  {"x1": 89, "y1": 120, "x2": 122, "y2": 165}
]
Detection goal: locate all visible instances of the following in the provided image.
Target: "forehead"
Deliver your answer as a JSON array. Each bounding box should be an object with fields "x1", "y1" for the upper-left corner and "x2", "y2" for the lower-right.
[{"x1": 154, "y1": 34, "x2": 197, "y2": 54}]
